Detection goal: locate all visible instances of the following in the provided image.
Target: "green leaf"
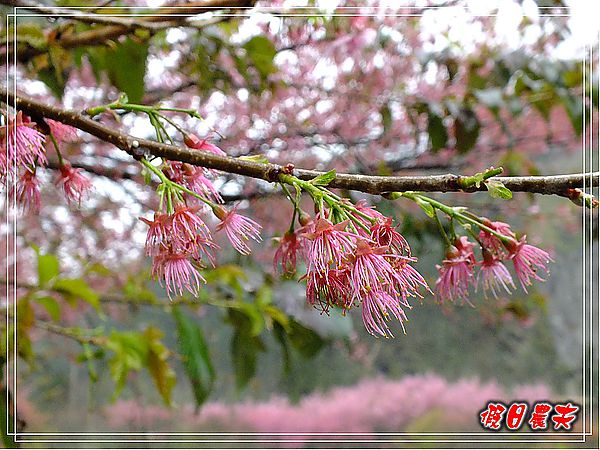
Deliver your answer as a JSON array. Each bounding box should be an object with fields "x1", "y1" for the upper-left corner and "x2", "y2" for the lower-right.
[
  {"x1": 172, "y1": 307, "x2": 215, "y2": 408},
  {"x1": 86, "y1": 37, "x2": 149, "y2": 103},
  {"x1": 427, "y1": 112, "x2": 448, "y2": 152},
  {"x1": 243, "y1": 35, "x2": 277, "y2": 79},
  {"x1": 228, "y1": 309, "x2": 265, "y2": 389},
  {"x1": 16, "y1": 299, "x2": 35, "y2": 363},
  {"x1": 239, "y1": 154, "x2": 270, "y2": 164},
  {"x1": 145, "y1": 327, "x2": 177, "y2": 406},
  {"x1": 287, "y1": 319, "x2": 325, "y2": 358},
  {"x1": 53, "y1": 278, "x2": 100, "y2": 311},
  {"x1": 33, "y1": 295, "x2": 61, "y2": 322},
  {"x1": 415, "y1": 198, "x2": 435, "y2": 218},
  {"x1": 37, "y1": 252, "x2": 60, "y2": 287},
  {"x1": 16, "y1": 23, "x2": 47, "y2": 50},
  {"x1": 310, "y1": 169, "x2": 337, "y2": 186},
  {"x1": 380, "y1": 103, "x2": 392, "y2": 135},
  {"x1": 231, "y1": 328, "x2": 264, "y2": 390},
  {"x1": 106, "y1": 331, "x2": 149, "y2": 398},
  {"x1": 484, "y1": 179, "x2": 513, "y2": 200},
  {"x1": 453, "y1": 108, "x2": 480, "y2": 153}
]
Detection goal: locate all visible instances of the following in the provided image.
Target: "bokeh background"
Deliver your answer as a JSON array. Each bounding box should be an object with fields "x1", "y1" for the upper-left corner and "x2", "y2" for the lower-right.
[{"x1": 1, "y1": 0, "x2": 599, "y2": 447}]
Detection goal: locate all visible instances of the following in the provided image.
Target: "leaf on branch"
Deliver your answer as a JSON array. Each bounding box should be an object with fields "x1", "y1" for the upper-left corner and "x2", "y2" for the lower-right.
[
  {"x1": 380, "y1": 103, "x2": 393, "y2": 135},
  {"x1": 453, "y1": 107, "x2": 480, "y2": 153},
  {"x1": 239, "y1": 155, "x2": 270, "y2": 164},
  {"x1": 243, "y1": 35, "x2": 277, "y2": 79},
  {"x1": 145, "y1": 327, "x2": 177, "y2": 407},
  {"x1": 414, "y1": 198, "x2": 436, "y2": 218},
  {"x1": 228, "y1": 309, "x2": 266, "y2": 390},
  {"x1": 485, "y1": 179, "x2": 513, "y2": 200},
  {"x1": 33, "y1": 295, "x2": 61, "y2": 322},
  {"x1": 106, "y1": 330, "x2": 149, "y2": 399},
  {"x1": 310, "y1": 169, "x2": 337, "y2": 186},
  {"x1": 172, "y1": 307, "x2": 215, "y2": 408},
  {"x1": 52, "y1": 278, "x2": 100, "y2": 311},
  {"x1": 36, "y1": 250, "x2": 60, "y2": 287},
  {"x1": 427, "y1": 111, "x2": 448, "y2": 152}
]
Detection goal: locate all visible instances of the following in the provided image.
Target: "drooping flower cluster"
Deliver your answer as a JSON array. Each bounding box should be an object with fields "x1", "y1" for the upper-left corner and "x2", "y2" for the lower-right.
[
  {"x1": 273, "y1": 202, "x2": 429, "y2": 338},
  {"x1": 140, "y1": 136, "x2": 262, "y2": 298},
  {"x1": 1, "y1": 110, "x2": 90, "y2": 211},
  {"x1": 435, "y1": 220, "x2": 553, "y2": 303},
  {"x1": 1, "y1": 111, "x2": 46, "y2": 176}
]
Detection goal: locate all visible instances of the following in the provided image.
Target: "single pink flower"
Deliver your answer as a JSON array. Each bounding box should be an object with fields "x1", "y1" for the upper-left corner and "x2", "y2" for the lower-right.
[
  {"x1": 302, "y1": 218, "x2": 358, "y2": 274},
  {"x1": 369, "y1": 217, "x2": 410, "y2": 255},
  {"x1": 184, "y1": 169, "x2": 223, "y2": 204},
  {"x1": 305, "y1": 268, "x2": 350, "y2": 312},
  {"x1": 479, "y1": 220, "x2": 515, "y2": 255},
  {"x1": 140, "y1": 212, "x2": 171, "y2": 256},
  {"x1": 506, "y1": 237, "x2": 552, "y2": 292},
  {"x1": 152, "y1": 251, "x2": 206, "y2": 298},
  {"x1": 435, "y1": 245, "x2": 475, "y2": 304},
  {"x1": 15, "y1": 169, "x2": 41, "y2": 213},
  {"x1": 214, "y1": 206, "x2": 262, "y2": 255},
  {"x1": 171, "y1": 205, "x2": 216, "y2": 265},
  {"x1": 478, "y1": 251, "x2": 515, "y2": 298},
  {"x1": 1, "y1": 111, "x2": 46, "y2": 175},
  {"x1": 389, "y1": 257, "x2": 430, "y2": 301},
  {"x1": 361, "y1": 289, "x2": 408, "y2": 338},
  {"x1": 55, "y1": 162, "x2": 92, "y2": 205},
  {"x1": 184, "y1": 134, "x2": 226, "y2": 156},
  {"x1": 273, "y1": 230, "x2": 303, "y2": 276},
  {"x1": 348, "y1": 240, "x2": 398, "y2": 298},
  {"x1": 45, "y1": 119, "x2": 78, "y2": 142}
]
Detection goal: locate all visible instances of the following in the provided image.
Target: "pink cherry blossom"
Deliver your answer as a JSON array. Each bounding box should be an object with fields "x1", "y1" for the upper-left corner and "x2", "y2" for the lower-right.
[
  {"x1": 435, "y1": 245, "x2": 475, "y2": 304},
  {"x1": 151, "y1": 251, "x2": 206, "y2": 298},
  {"x1": 478, "y1": 251, "x2": 515, "y2": 298},
  {"x1": 55, "y1": 162, "x2": 92, "y2": 205},
  {"x1": 305, "y1": 268, "x2": 350, "y2": 312},
  {"x1": 15, "y1": 169, "x2": 41, "y2": 213},
  {"x1": 214, "y1": 206, "x2": 262, "y2": 255},
  {"x1": 361, "y1": 289, "x2": 409, "y2": 338},
  {"x1": 302, "y1": 218, "x2": 358, "y2": 274},
  {"x1": 506, "y1": 237, "x2": 553, "y2": 292},
  {"x1": 1, "y1": 111, "x2": 46, "y2": 175},
  {"x1": 45, "y1": 119, "x2": 78, "y2": 142},
  {"x1": 140, "y1": 212, "x2": 171, "y2": 256},
  {"x1": 184, "y1": 134, "x2": 226, "y2": 156},
  {"x1": 273, "y1": 230, "x2": 303, "y2": 276}
]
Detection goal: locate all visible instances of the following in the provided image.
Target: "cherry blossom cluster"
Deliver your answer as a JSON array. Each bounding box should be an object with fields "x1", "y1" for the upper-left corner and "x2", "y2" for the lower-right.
[
  {"x1": 273, "y1": 176, "x2": 430, "y2": 337},
  {"x1": 435, "y1": 220, "x2": 553, "y2": 304},
  {"x1": 139, "y1": 134, "x2": 261, "y2": 299},
  {"x1": 0, "y1": 110, "x2": 91, "y2": 210}
]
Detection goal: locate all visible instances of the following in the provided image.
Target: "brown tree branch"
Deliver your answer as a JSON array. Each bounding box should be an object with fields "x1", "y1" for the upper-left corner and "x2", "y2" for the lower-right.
[
  {"x1": 3, "y1": 88, "x2": 598, "y2": 199},
  {"x1": 2, "y1": 0, "x2": 255, "y2": 62}
]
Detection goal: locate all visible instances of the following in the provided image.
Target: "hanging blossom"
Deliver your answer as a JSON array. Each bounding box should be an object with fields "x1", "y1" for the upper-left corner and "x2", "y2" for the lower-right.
[
  {"x1": 14, "y1": 169, "x2": 41, "y2": 212},
  {"x1": 505, "y1": 237, "x2": 553, "y2": 292},
  {"x1": 139, "y1": 142, "x2": 263, "y2": 298},
  {"x1": 55, "y1": 162, "x2": 92, "y2": 205},
  {"x1": 435, "y1": 236, "x2": 476, "y2": 304},
  {"x1": 141, "y1": 204, "x2": 217, "y2": 299},
  {"x1": 433, "y1": 218, "x2": 552, "y2": 303},
  {"x1": 275, "y1": 206, "x2": 428, "y2": 338},
  {"x1": 45, "y1": 119, "x2": 78, "y2": 143},
  {"x1": 478, "y1": 249, "x2": 515, "y2": 298},
  {"x1": 214, "y1": 205, "x2": 262, "y2": 255},
  {"x1": 1, "y1": 111, "x2": 46, "y2": 176}
]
